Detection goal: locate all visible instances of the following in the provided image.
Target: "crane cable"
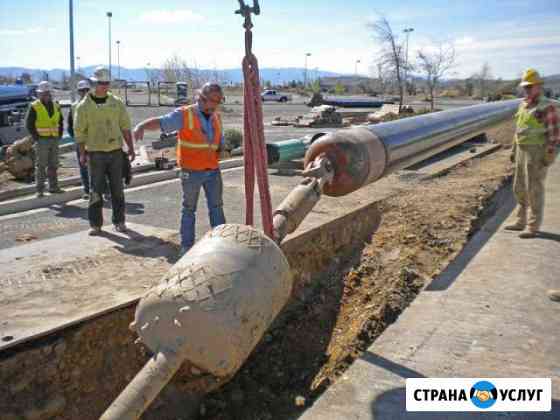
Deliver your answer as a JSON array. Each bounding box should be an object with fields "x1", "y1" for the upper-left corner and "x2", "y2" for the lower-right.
[{"x1": 238, "y1": 1, "x2": 274, "y2": 238}]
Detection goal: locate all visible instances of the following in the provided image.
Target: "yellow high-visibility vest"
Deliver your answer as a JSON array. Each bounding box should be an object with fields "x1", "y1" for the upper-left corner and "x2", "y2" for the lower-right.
[{"x1": 32, "y1": 100, "x2": 61, "y2": 138}]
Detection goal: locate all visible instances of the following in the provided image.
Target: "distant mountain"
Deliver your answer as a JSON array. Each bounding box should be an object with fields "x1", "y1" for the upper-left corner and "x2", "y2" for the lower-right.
[{"x1": 0, "y1": 66, "x2": 342, "y2": 84}]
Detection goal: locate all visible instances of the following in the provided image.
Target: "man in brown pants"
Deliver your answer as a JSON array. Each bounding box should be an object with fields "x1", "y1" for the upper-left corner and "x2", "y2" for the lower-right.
[
  {"x1": 504, "y1": 68, "x2": 559, "y2": 302},
  {"x1": 505, "y1": 68, "x2": 558, "y2": 238}
]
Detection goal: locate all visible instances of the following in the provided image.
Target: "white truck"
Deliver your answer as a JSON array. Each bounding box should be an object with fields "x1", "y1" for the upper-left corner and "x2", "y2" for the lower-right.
[{"x1": 261, "y1": 90, "x2": 291, "y2": 103}]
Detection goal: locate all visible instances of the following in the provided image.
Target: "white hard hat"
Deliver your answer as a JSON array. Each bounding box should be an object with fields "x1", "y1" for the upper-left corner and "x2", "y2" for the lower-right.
[
  {"x1": 77, "y1": 80, "x2": 91, "y2": 90},
  {"x1": 36, "y1": 81, "x2": 52, "y2": 93},
  {"x1": 90, "y1": 66, "x2": 111, "y2": 83}
]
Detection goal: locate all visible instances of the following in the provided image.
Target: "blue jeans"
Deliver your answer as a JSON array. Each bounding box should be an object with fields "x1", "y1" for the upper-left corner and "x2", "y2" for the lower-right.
[{"x1": 180, "y1": 169, "x2": 226, "y2": 249}]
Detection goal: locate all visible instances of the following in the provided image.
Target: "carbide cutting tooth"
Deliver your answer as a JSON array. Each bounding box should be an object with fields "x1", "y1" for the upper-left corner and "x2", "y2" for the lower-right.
[
  {"x1": 141, "y1": 322, "x2": 150, "y2": 331},
  {"x1": 179, "y1": 305, "x2": 191, "y2": 312},
  {"x1": 174, "y1": 319, "x2": 182, "y2": 328}
]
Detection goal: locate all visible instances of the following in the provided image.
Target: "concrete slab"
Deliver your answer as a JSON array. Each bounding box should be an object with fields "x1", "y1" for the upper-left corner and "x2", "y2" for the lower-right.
[
  {"x1": 0, "y1": 222, "x2": 178, "y2": 350},
  {"x1": 300, "y1": 161, "x2": 560, "y2": 419}
]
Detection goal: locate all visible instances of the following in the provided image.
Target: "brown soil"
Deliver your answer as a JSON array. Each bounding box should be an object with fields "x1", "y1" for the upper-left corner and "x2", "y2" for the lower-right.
[{"x1": 197, "y1": 122, "x2": 516, "y2": 420}]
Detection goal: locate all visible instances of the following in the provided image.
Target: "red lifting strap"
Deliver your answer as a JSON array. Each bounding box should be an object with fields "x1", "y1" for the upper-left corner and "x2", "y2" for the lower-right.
[{"x1": 238, "y1": 1, "x2": 273, "y2": 238}]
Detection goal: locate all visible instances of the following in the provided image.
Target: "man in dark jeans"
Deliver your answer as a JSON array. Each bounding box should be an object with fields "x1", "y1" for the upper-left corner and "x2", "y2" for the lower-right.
[{"x1": 74, "y1": 67, "x2": 135, "y2": 235}]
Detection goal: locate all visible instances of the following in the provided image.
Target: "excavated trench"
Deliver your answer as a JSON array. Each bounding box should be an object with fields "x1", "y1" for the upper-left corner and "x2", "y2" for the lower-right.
[{"x1": 193, "y1": 144, "x2": 515, "y2": 420}]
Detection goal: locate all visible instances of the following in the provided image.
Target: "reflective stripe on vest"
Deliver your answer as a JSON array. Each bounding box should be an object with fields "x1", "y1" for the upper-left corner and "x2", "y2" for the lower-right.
[
  {"x1": 176, "y1": 105, "x2": 222, "y2": 170},
  {"x1": 32, "y1": 100, "x2": 60, "y2": 137}
]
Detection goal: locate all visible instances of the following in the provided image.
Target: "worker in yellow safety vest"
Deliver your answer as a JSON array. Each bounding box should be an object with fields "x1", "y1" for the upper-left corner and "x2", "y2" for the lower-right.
[
  {"x1": 25, "y1": 81, "x2": 64, "y2": 197},
  {"x1": 133, "y1": 83, "x2": 226, "y2": 256},
  {"x1": 505, "y1": 68, "x2": 559, "y2": 239}
]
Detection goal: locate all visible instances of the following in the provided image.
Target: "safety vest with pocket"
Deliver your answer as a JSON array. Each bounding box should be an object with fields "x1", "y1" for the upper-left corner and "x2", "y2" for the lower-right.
[
  {"x1": 515, "y1": 98, "x2": 554, "y2": 146},
  {"x1": 177, "y1": 105, "x2": 222, "y2": 171}
]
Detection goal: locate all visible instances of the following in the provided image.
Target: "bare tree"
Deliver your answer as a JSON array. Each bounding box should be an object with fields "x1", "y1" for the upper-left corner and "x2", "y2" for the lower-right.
[
  {"x1": 368, "y1": 17, "x2": 407, "y2": 109},
  {"x1": 474, "y1": 62, "x2": 493, "y2": 98},
  {"x1": 161, "y1": 54, "x2": 193, "y2": 84},
  {"x1": 416, "y1": 42, "x2": 456, "y2": 111}
]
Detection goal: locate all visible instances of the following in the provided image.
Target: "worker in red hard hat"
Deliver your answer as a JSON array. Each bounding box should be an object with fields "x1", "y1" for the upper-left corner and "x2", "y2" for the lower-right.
[{"x1": 133, "y1": 83, "x2": 226, "y2": 256}]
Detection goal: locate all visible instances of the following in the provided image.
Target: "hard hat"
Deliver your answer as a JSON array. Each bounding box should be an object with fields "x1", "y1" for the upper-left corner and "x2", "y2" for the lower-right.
[
  {"x1": 36, "y1": 81, "x2": 52, "y2": 93},
  {"x1": 77, "y1": 80, "x2": 91, "y2": 90},
  {"x1": 90, "y1": 66, "x2": 111, "y2": 83},
  {"x1": 519, "y1": 68, "x2": 543, "y2": 87}
]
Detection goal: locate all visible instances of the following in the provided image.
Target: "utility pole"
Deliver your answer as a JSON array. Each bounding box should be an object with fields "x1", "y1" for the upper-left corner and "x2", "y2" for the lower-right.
[
  {"x1": 403, "y1": 27, "x2": 414, "y2": 99},
  {"x1": 304, "y1": 52, "x2": 311, "y2": 88},
  {"x1": 107, "y1": 11, "x2": 112, "y2": 80},
  {"x1": 69, "y1": 0, "x2": 76, "y2": 101},
  {"x1": 116, "y1": 40, "x2": 121, "y2": 80}
]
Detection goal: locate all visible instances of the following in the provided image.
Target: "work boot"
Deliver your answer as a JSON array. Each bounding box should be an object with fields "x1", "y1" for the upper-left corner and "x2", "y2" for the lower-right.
[
  {"x1": 36, "y1": 191, "x2": 44, "y2": 198},
  {"x1": 519, "y1": 229, "x2": 538, "y2": 239},
  {"x1": 114, "y1": 223, "x2": 127, "y2": 233},
  {"x1": 504, "y1": 222, "x2": 525, "y2": 231},
  {"x1": 547, "y1": 290, "x2": 560, "y2": 302},
  {"x1": 89, "y1": 226, "x2": 102, "y2": 236},
  {"x1": 49, "y1": 187, "x2": 65, "y2": 194},
  {"x1": 82, "y1": 193, "x2": 90, "y2": 200}
]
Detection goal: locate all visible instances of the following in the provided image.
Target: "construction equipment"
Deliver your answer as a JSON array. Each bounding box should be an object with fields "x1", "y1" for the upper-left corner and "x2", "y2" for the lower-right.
[
  {"x1": 305, "y1": 99, "x2": 521, "y2": 196},
  {"x1": 102, "y1": 91, "x2": 521, "y2": 420},
  {"x1": 294, "y1": 105, "x2": 343, "y2": 127}
]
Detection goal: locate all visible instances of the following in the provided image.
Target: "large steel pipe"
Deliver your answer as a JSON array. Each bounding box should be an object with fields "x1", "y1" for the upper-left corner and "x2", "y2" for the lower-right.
[{"x1": 305, "y1": 99, "x2": 521, "y2": 196}]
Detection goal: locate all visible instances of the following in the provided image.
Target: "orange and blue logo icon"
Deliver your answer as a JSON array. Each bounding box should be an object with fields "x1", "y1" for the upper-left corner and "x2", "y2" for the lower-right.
[{"x1": 470, "y1": 381, "x2": 498, "y2": 409}]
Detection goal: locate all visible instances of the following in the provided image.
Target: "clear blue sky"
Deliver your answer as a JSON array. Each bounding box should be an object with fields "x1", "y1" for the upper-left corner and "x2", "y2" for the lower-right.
[{"x1": 1, "y1": 0, "x2": 559, "y2": 79}]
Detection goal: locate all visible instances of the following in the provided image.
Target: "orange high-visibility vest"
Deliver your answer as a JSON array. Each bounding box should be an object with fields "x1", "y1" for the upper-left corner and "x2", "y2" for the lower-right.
[{"x1": 177, "y1": 105, "x2": 222, "y2": 171}]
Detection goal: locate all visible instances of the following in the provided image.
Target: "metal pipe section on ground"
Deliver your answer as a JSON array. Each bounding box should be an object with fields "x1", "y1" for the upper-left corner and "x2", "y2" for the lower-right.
[{"x1": 305, "y1": 99, "x2": 521, "y2": 196}]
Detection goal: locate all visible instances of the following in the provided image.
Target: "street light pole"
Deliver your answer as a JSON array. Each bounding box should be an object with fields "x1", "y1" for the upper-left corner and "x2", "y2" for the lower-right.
[
  {"x1": 69, "y1": 0, "x2": 76, "y2": 101},
  {"x1": 116, "y1": 40, "x2": 121, "y2": 80},
  {"x1": 403, "y1": 28, "x2": 414, "y2": 99},
  {"x1": 76, "y1": 56, "x2": 81, "y2": 73},
  {"x1": 304, "y1": 52, "x2": 311, "y2": 87},
  {"x1": 107, "y1": 11, "x2": 112, "y2": 80},
  {"x1": 355, "y1": 59, "x2": 361, "y2": 76}
]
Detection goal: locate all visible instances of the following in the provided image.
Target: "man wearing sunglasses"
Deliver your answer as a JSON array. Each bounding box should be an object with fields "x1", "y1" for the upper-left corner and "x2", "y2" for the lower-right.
[
  {"x1": 133, "y1": 82, "x2": 226, "y2": 256},
  {"x1": 74, "y1": 66, "x2": 135, "y2": 235}
]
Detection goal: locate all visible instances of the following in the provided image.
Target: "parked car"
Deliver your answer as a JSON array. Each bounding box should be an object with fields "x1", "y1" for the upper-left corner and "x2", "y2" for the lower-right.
[{"x1": 261, "y1": 90, "x2": 291, "y2": 103}]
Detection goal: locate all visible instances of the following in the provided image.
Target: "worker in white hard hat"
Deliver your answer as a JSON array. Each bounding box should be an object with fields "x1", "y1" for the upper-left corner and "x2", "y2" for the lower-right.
[
  {"x1": 74, "y1": 66, "x2": 135, "y2": 235},
  {"x1": 68, "y1": 80, "x2": 92, "y2": 199},
  {"x1": 25, "y1": 80, "x2": 64, "y2": 197}
]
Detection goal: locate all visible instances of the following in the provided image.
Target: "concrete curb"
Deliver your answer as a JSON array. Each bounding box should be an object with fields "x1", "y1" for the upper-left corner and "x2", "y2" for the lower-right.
[
  {"x1": 0, "y1": 158, "x2": 244, "y2": 217},
  {"x1": 0, "y1": 161, "x2": 158, "y2": 202}
]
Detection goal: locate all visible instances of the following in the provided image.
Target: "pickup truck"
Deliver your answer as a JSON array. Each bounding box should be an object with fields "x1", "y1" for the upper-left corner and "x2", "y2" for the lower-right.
[{"x1": 261, "y1": 90, "x2": 291, "y2": 103}]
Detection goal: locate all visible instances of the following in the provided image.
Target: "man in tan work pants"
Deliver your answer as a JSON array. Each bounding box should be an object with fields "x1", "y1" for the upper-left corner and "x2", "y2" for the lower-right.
[
  {"x1": 504, "y1": 69, "x2": 559, "y2": 303},
  {"x1": 505, "y1": 68, "x2": 558, "y2": 239}
]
